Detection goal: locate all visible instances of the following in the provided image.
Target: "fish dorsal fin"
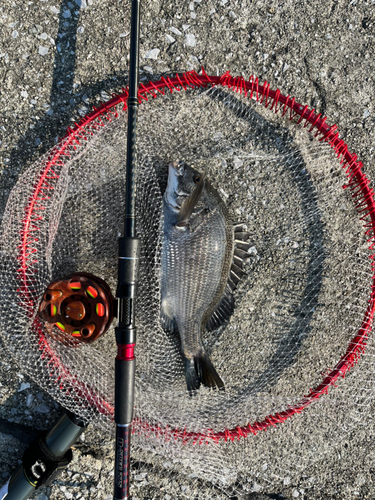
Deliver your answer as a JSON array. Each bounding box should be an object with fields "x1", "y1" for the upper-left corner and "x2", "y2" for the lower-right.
[
  {"x1": 205, "y1": 223, "x2": 250, "y2": 331},
  {"x1": 205, "y1": 285, "x2": 234, "y2": 332}
]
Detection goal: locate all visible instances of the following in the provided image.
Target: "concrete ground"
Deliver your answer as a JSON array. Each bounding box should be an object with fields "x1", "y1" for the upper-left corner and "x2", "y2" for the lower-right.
[{"x1": 0, "y1": 0, "x2": 375, "y2": 499}]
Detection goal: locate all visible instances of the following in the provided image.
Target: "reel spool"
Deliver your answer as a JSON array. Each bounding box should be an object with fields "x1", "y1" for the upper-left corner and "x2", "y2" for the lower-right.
[{"x1": 38, "y1": 273, "x2": 116, "y2": 345}]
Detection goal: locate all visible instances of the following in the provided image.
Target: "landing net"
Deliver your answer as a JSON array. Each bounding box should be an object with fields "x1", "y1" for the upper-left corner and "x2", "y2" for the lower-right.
[{"x1": 0, "y1": 70, "x2": 374, "y2": 497}]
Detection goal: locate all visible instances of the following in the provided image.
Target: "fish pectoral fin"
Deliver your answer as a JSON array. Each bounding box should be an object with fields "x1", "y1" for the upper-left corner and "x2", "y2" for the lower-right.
[
  {"x1": 176, "y1": 171, "x2": 206, "y2": 226},
  {"x1": 175, "y1": 208, "x2": 209, "y2": 232},
  {"x1": 183, "y1": 351, "x2": 224, "y2": 394},
  {"x1": 188, "y1": 207, "x2": 210, "y2": 232}
]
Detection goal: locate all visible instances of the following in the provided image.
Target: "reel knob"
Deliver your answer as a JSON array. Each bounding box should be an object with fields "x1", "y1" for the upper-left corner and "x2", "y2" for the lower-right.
[{"x1": 38, "y1": 273, "x2": 116, "y2": 345}]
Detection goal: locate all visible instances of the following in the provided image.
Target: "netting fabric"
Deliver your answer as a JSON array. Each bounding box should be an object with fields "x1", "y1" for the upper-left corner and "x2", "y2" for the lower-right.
[{"x1": 0, "y1": 71, "x2": 374, "y2": 497}]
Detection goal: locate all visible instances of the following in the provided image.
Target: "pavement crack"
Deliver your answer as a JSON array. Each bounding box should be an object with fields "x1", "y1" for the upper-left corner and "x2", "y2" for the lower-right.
[
  {"x1": 329, "y1": 0, "x2": 338, "y2": 17},
  {"x1": 304, "y1": 56, "x2": 327, "y2": 116}
]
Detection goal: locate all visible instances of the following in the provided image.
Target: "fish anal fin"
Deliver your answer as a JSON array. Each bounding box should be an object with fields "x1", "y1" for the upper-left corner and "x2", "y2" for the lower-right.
[{"x1": 160, "y1": 310, "x2": 178, "y2": 334}]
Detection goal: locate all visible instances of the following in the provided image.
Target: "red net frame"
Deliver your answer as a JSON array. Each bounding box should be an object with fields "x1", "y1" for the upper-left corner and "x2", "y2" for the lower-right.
[{"x1": 16, "y1": 69, "x2": 375, "y2": 443}]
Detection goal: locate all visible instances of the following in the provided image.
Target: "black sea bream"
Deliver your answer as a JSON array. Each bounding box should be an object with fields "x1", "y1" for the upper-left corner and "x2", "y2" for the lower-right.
[{"x1": 160, "y1": 161, "x2": 250, "y2": 392}]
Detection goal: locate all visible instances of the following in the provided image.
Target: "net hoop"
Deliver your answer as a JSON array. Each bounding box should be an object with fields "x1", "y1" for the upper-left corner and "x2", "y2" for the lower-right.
[{"x1": 17, "y1": 68, "x2": 375, "y2": 443}]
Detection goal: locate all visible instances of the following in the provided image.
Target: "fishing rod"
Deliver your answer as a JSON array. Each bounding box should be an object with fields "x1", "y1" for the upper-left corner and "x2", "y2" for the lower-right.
[
  {"x1": 0, "y1": 1, "x2": 141, "y2": 499},
  {"x1": 113, "y1": 0, "x2": 141, "y2": 498},
  {"x1": 0, "y1": 412, "x2": 86, "y2": 500}
]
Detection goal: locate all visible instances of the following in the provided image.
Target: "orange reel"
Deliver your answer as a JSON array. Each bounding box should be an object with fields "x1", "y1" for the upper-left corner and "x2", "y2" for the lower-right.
[{"x1": 38, "y1": 273, "x2": 116, "y2": 345}]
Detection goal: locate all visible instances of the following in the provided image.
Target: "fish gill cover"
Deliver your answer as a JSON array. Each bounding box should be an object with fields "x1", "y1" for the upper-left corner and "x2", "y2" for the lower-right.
[{"x1": 0, "y1": 74, "x2": 373, "y2": 497}]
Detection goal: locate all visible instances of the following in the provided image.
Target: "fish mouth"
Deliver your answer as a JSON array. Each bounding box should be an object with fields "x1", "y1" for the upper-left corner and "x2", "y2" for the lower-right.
[{"x1": 169, "y1": 160, "x2": 185, "y2": 176}]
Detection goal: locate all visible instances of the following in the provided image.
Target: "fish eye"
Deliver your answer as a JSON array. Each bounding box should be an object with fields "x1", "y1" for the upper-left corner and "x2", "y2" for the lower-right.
[{"x1": 193, "y1": 175, "x2": 200, "y2": 184}]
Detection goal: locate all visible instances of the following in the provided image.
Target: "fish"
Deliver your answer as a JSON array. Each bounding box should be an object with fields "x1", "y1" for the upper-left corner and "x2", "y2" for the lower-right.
[{"x1": 160, "y1": 160, "x2": 251, "y2": 392}]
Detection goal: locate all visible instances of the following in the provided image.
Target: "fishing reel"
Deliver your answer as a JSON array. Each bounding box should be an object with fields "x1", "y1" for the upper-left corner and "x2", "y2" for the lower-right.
[{"x1": 38, "y1": 273, "x2": 116, "y2": 345}]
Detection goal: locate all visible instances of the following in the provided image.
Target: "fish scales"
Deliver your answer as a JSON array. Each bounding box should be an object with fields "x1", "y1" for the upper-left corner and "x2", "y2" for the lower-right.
[
  {"x1": 162, "y1": 207, "x2": 227, "y2": 355},
  {"x1": 160, "y1": 160, "x2": 248, "y2": 392}
]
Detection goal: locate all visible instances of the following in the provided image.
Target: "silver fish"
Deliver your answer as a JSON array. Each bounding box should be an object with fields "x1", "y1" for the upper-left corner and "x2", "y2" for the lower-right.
[{"x1": 160, "y1": 160, "x2": 250, "y2": 392}]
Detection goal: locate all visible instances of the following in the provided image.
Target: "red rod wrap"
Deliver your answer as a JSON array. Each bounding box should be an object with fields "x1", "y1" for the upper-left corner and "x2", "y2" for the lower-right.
[{"x1": 117, "y1": 344, "x2": 135, "y2": 361}]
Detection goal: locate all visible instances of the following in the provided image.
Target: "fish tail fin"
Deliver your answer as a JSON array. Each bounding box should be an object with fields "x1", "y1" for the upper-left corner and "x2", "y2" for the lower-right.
[
  {"x1": 183, "y1": 351, "x2": 224, "y2": 393},
  {"x1": 197, "y1": 351, "x2": 225, "y2": 389},
  {"x1": 184, "y1": 357, "x2": 201, "y2": 393}
]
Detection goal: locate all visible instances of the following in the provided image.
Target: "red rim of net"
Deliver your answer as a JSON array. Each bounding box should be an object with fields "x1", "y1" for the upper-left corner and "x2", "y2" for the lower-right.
[{"x1": 17, "y1": 68, "x2": 375, "y2": 444}]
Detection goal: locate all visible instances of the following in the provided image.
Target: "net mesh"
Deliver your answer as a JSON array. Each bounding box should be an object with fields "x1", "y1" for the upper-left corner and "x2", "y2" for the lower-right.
[{"x1": 0, "y1": 71, "x2": 374, "y2": 498}]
